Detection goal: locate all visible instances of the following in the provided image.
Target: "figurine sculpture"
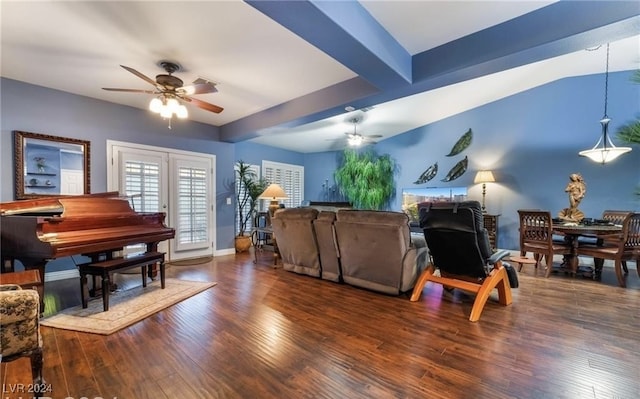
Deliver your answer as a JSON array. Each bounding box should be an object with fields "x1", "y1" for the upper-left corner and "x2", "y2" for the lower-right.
[
  {"x1": 558, "y1": 173, "x2": 586, "y2": 222},
  {"x1": 34, "y1": 157, "x2": 46, "y2": 173}
]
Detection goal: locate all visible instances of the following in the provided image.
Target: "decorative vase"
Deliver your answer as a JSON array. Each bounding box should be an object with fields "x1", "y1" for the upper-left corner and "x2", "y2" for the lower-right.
[{"x1": 235, "y1": 235, "x2": 252, "y2": 253}]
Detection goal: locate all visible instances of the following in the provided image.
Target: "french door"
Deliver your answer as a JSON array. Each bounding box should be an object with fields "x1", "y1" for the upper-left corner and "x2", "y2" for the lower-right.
[{"x1": 107, "y1": 141, "x2": 215, "y2": 260}]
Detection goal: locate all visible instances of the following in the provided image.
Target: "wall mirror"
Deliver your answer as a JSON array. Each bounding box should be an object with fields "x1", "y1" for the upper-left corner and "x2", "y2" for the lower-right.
[{"x1": 14, "y1": 130, "x2": 91, "y2": 200}]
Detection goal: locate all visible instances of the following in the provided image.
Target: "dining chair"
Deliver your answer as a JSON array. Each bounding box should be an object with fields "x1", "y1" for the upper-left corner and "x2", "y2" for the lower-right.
[
  {"x1": 517, "y1": 209, "x2": 573, "y2": 277},
  {"x1": 576, "y1": 212, "x2": 640, "y2": 288},
  {"x1": 410, "y1": 201, "x2": 514, "y2": 322},
  {"x1": 601, "y1": 210, "x2": 633, "y2": 274}
]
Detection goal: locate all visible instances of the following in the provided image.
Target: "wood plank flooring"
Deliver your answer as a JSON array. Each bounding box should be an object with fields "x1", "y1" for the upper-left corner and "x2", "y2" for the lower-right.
[{"x1": 2, "y1": 252, "x2": 639, "y2": 399}]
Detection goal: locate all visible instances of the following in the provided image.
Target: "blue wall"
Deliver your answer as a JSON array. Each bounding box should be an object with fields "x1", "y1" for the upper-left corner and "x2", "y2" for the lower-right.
[{"x1": 236, "y1": 141, "x2": 305, "y2": 167}]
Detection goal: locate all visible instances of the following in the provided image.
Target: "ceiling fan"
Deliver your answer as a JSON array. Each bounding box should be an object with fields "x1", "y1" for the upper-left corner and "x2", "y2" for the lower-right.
[
  {"x1": 102, "y1": 61, "x2": 224, "y2": 121},
  {"x1": 343, "y1": 118, "x2": 381, "y2": 147}
]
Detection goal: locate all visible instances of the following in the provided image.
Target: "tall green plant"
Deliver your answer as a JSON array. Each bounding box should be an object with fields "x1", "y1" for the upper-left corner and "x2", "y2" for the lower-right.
[
  {"x1": 616, "y1": 70, "x2": 640, "y2": 145},
  {"x1": 235, "y1": 160, "x2": 268, "y2": 236},
  {"x1": 335, "y1": 149, "x2": 395, "y2": 210}
]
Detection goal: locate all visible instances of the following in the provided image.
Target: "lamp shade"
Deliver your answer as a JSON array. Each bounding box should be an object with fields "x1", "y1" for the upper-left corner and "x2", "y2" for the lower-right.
[
  {"x1": 474, "y1": 170, "x2": 495, "y2": 184},
  {"x1": 579, "y1": 118, "x2": 631, "y2": 164},
  {"x1": 259, "y1": 184, "x2": 288, "y2": 200}
]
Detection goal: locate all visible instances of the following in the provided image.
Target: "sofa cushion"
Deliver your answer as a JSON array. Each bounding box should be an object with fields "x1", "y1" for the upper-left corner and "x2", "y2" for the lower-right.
[
  {"x1": 313, "y1": 211, "x2": 341, "y2": 282},
  {"x1": 334, "y1": 210, "x2": 426, "y2": 295},
  {"x1": 271, "y1": 208, "x2": 321, "y2": 277}
]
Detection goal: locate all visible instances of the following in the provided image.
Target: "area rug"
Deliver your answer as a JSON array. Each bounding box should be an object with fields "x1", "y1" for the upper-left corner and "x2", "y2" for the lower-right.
[{"x1": 40, "y1": 278, "x2": 216, "y2": 335}]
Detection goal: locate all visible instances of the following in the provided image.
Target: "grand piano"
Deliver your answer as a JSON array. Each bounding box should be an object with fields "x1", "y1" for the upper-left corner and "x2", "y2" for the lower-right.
[{"x1": 0, "y1": 192, "x2": 175, "y2": 308}]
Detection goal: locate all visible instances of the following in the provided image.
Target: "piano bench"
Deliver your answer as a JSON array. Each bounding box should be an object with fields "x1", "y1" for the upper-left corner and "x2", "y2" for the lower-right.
[{"x1": 78, "y1": 251, "x2": 165, "y2": 312}]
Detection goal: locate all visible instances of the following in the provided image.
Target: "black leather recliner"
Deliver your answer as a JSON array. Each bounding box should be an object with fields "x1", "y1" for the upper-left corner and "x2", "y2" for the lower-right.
[{"x1": 410, "y1": 201, "x2": 515, "y2": 322}]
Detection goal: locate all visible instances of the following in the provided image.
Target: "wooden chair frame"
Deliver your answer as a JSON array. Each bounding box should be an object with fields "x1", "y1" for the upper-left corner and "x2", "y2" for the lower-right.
[
  {"x1": 518, "y1": 209, "x2": 572, "y2": 277},
  {"x1": 600, "y1": 210, "x2": 633, "y2": 274},
  {"x1": 410, "y1": 261, "x2": 512, "y2": 322},
  {"x1": 577, "y1": 212, "x2": 640, "y2": 287}
]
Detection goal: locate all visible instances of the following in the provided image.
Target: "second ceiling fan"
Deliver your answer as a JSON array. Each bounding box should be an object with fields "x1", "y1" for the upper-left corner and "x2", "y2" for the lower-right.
[{"x1": 344, "y1": 117, "x2": 381, "y2": 147}]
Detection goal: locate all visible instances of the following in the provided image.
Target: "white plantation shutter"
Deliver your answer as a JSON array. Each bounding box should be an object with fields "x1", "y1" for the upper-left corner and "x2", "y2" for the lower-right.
[
  {"x1": 124, "y1": 160, "x2": 160, "y2": 212},
  {"x1": 175, "y1": 163, "x2": 209, "y2": 250},
  {"x1": 262, "y1": 161, "x2": 304, "y2": 209},
  {"x1": 120, "y1": 157, "x2": 163, "y2": 254}
]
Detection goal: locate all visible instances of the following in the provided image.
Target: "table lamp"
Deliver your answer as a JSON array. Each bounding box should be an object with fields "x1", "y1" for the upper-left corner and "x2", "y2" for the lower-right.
[
  {"x1": 259, "y1": 183, "x2": 288, "y2": 219},
  {"x1": 474, "y1": 170, "x2": 495, "y2": 213}
]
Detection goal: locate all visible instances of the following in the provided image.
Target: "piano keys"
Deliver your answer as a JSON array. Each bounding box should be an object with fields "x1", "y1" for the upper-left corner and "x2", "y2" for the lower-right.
[{"x1": 0, "y1": 192, "x2": 175, "y2": 310}]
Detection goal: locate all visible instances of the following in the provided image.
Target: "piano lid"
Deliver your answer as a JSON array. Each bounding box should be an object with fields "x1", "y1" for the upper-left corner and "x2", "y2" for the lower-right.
[
  {"x1": 59, "y1": 197, "x2": 137, "y2": 217},
  {"x1": 0, "y1": 192, "x2": 120, "y2": 215}
]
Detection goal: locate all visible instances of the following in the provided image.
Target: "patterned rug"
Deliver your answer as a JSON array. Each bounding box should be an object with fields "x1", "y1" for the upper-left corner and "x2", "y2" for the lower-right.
[{"x1": 40, "y1": 278, "x2": 216, "y2": 335}]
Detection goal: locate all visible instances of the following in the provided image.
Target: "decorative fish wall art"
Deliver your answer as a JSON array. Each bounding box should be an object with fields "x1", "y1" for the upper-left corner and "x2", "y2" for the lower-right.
[
  {"x1": 441, "y1": 156, "x2": 468, "y2": 182},
  {"x1": 413, "y1": 162, "x2": 438, "y2": 184},
  {"x1": 446, "y1": 128, "x2": 472, "y2": 157}
]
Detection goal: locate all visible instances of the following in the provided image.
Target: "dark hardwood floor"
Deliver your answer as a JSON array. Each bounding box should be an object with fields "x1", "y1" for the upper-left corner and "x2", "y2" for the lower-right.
[{"x1": 2, "y1": 252, "x2": 639, "y2": 399}]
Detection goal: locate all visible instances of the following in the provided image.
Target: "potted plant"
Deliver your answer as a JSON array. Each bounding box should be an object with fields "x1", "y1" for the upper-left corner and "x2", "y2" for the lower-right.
[
  {"x1": 235, "y1": 161, "x2": 269, "y2": 252},
  {"x1": 334, "y1": 149, "x2": 395, "y2": 210}
]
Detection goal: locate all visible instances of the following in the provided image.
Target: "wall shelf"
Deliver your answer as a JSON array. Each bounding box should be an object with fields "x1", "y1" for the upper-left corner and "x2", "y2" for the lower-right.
[{"x1": 26, "y1": 172, "x2": 57, "y2": 176}]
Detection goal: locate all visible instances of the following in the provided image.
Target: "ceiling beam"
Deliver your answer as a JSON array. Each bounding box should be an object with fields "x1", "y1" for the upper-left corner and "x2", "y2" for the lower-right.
[
  {"x1": 247, "y1": 0, "x2": 412, "y2": 90},
  {"x1": 413, "y1": 1, "x2": 640, "y2": 83}
]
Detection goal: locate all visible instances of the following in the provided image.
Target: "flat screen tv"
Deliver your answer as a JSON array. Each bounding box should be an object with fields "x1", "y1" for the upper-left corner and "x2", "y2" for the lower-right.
[{"x1": 402, "y1": 186, "x2": 468, "y2": 222}]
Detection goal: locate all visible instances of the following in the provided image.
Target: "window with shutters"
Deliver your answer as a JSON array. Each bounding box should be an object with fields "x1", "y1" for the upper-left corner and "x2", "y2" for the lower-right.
[
  {"x1": 262, "y1": 161, "x2": 304, "y2": 209},
  {"x1": 124, "y1": 160, "x2": 160, "y2": 212},
  {"x1": 176, "y1": 164, "x2": 208, "y2": 249}
]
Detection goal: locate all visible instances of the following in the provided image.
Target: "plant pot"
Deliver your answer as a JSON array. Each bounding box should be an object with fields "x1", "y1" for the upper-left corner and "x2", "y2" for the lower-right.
[{"x1": 235, "y1": 235, "x2": 252, "y2": 253}]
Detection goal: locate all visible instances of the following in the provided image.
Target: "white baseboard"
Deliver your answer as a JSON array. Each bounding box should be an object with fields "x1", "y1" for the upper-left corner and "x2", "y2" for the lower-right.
[{"x1": 215, "y1": 247, "x2": 236, "y2": 256}]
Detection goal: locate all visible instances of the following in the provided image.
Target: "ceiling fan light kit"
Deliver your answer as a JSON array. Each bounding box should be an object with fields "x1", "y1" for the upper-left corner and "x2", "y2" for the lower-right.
[
  {"x1": 343, "y1": 117, "x2": 382, "y2": 147},
  {"x1": 149, "y1": 95, "x2": 188, "y2": 119},
  {"x1": 348, "y1": 134, "x2": 364, "y2": 146}
]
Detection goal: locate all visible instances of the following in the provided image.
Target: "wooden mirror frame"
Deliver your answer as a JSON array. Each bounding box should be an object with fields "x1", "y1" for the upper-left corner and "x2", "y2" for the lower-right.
[{"x1": 14, "y1": 130, "x2": 91, "y2": 200}]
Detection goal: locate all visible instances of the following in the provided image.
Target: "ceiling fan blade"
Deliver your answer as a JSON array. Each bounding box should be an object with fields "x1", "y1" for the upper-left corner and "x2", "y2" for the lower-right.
[
  {"x1": 367, "y1": 134, "x2": 383, "y2": 139},
  {"x1": 183, "y1": 96, "x2": 224, "y2": 114},
  {"x1": 120, "y1": 65, "x2": 158, "y2": 87},
  {"x1": 180, "y1": 83, "x2": 218, "y2": 95},
  {"x1": 102, "y1": 87, "x2": 156, "y2": 94}
]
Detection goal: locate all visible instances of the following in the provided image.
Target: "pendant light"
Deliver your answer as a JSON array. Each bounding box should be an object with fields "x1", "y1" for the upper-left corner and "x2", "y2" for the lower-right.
[{"x1": 579, "y1": 43, "x2": 631, "y2": 164}]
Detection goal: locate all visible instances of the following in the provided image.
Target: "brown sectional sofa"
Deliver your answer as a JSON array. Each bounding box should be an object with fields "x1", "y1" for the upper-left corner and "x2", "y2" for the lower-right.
[{"x1": 271, "y1": 207, "x2": 428, "y2": 295}]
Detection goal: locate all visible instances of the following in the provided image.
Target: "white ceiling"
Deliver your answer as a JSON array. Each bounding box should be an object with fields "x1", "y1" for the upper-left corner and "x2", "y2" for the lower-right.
[{"x1": 2, "y1": 1, "x2": 638, "y2": 153}]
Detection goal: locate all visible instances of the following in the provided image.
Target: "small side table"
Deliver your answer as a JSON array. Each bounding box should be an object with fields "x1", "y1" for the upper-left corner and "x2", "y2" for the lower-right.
[
  {"x1": 251, "y1": 226, "x2": 279, "y2": 266},
  {"x1": 508, "y1": 256, "x2": 538, "y2": 272},
  {"x1": 483, "y1": 214, "x2": 500, "y2": 250}
]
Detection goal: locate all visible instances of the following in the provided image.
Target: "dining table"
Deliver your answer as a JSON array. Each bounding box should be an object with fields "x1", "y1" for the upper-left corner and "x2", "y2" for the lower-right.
[{"x1": 552, "y1": 221, "x2": 623, "y2": 278}]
